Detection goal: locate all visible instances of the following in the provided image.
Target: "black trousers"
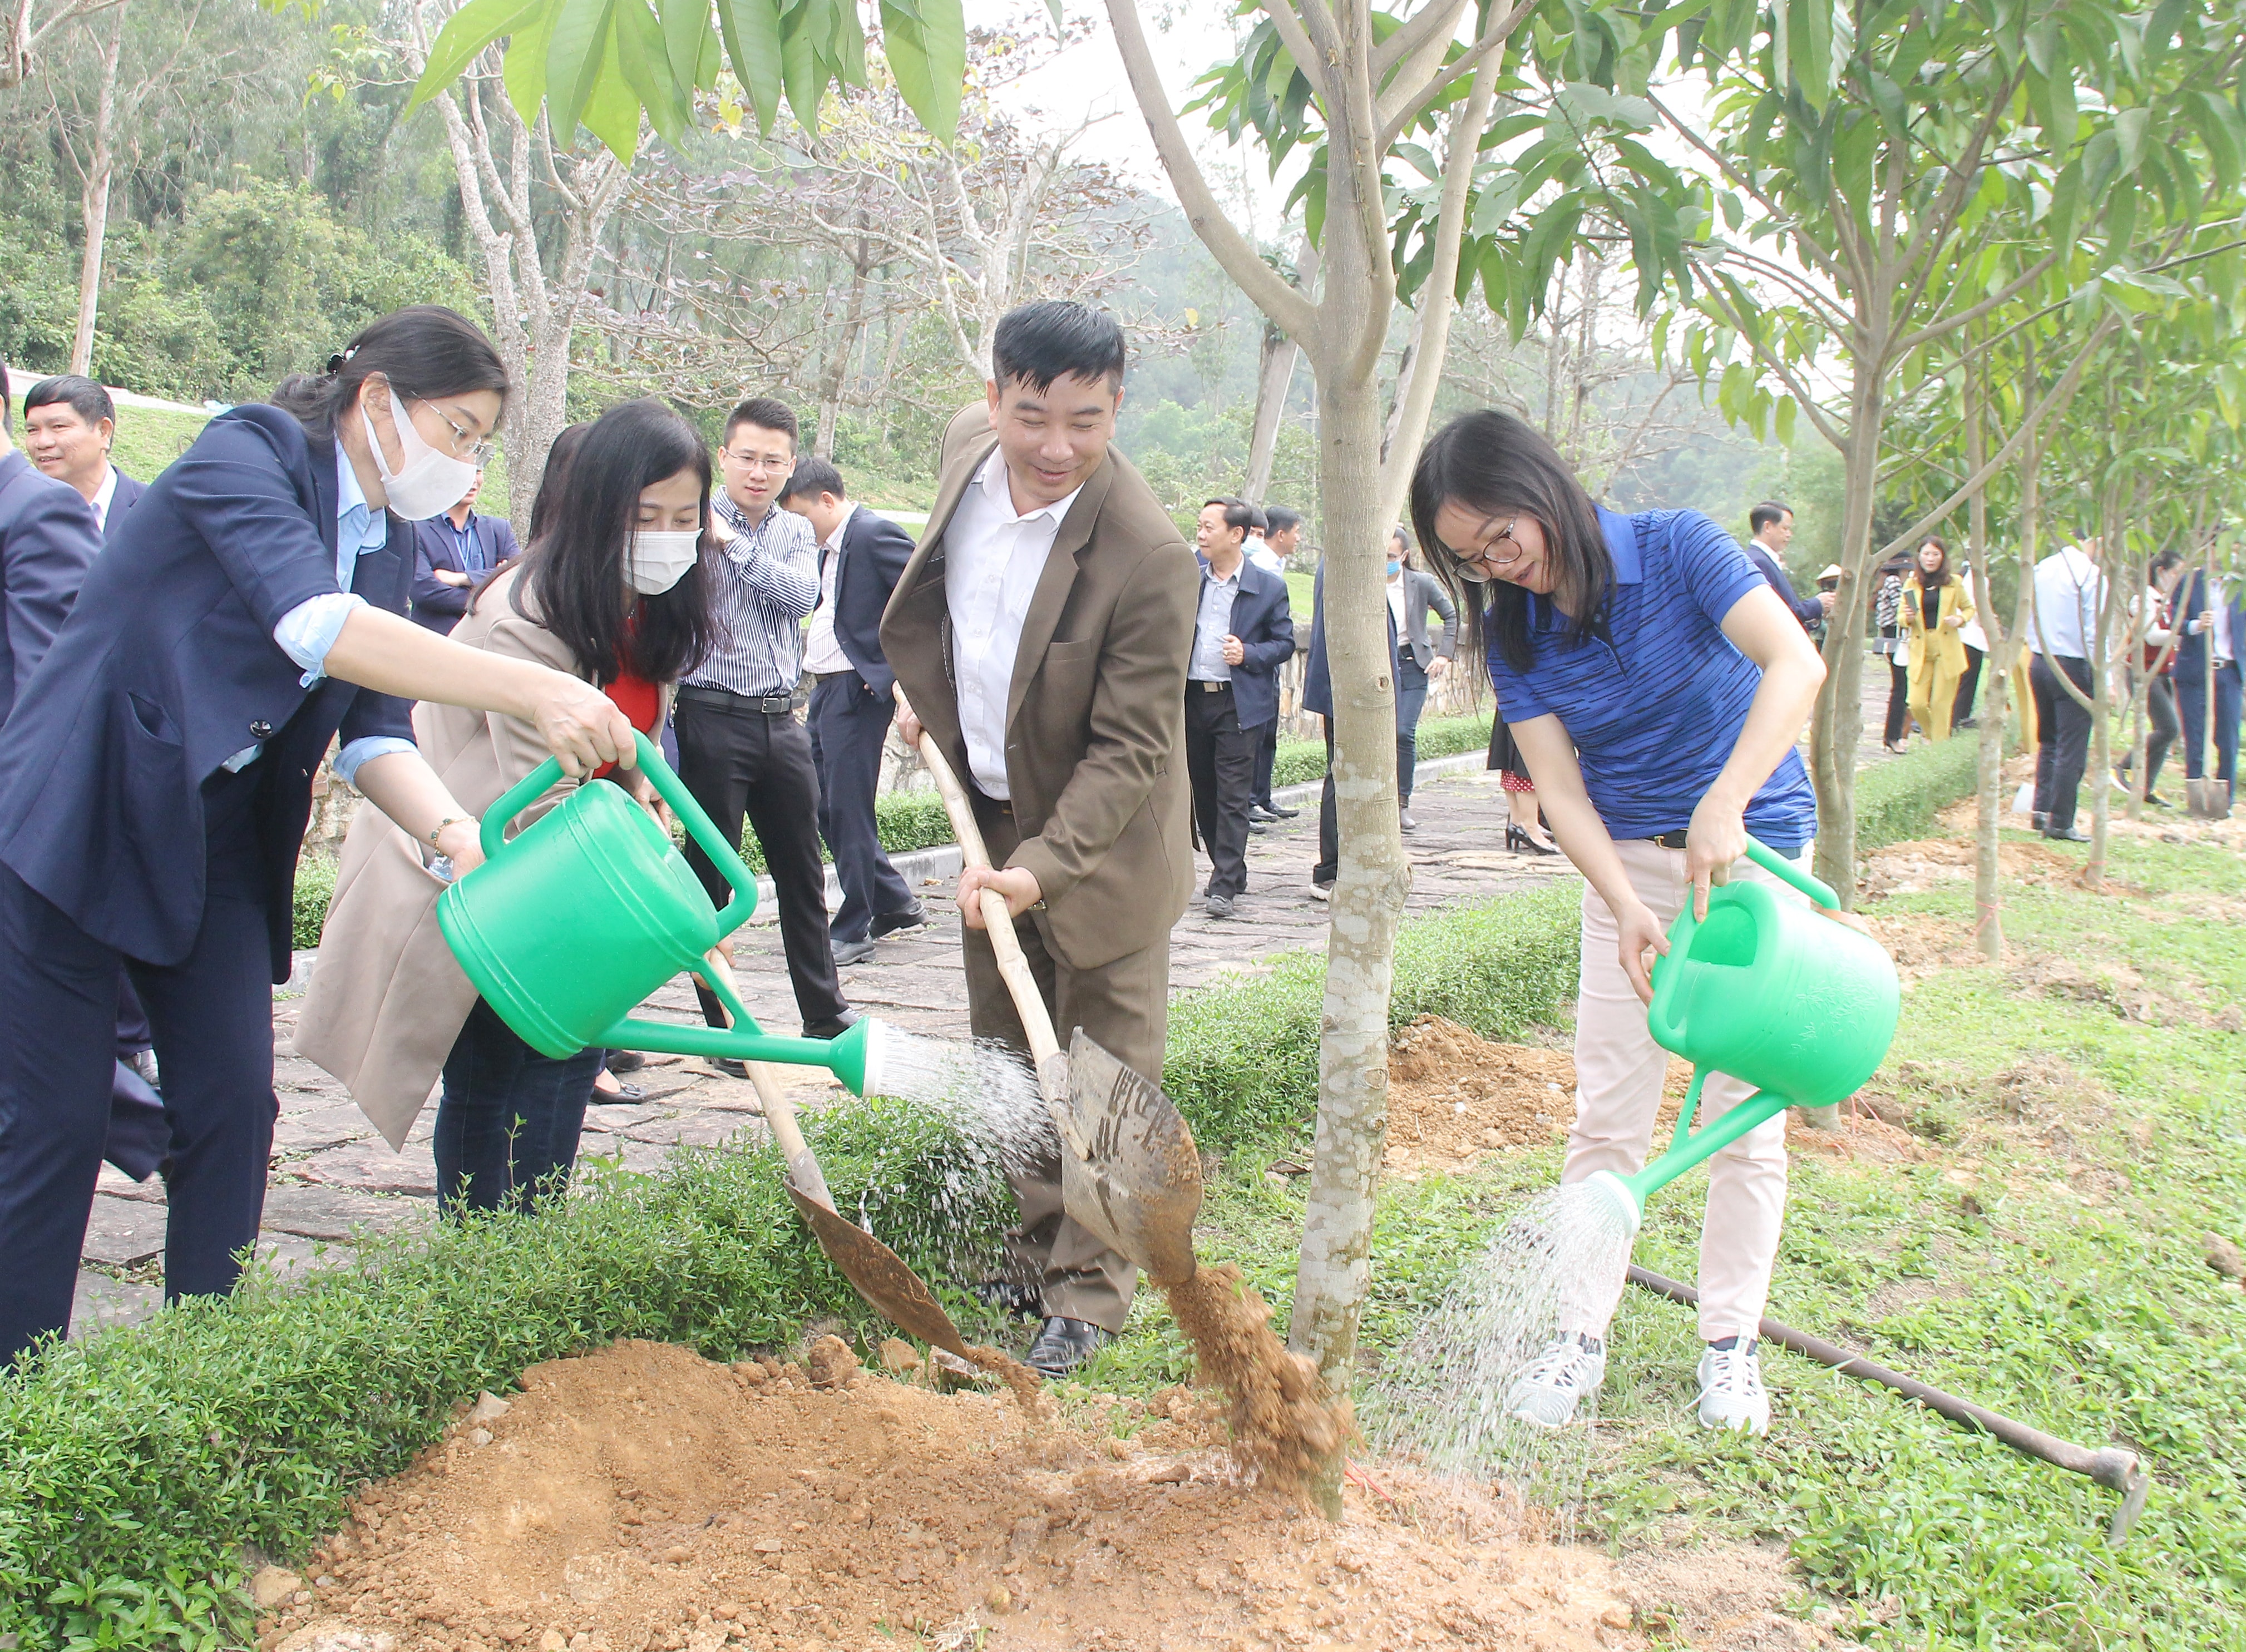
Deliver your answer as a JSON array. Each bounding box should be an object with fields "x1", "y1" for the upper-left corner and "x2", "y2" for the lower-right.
[
  {"x1": 1253, "y1": 716, "x2": 1280, "y2": 808},
  {"x1": 674, "y1": 694, "x2": 847, "y2": 1029},
  {"x1": 808, "y1": 672, "x2": 915, "y2": 943},
  {"x1": 1314, "y1": 721, "x2": 1339, "y2": 887},
  {"x1": 0, "y1": 768, "x2": 278, "y2": 1363},
  {"x1": 2031, "y1": 653, "x2": 2095, "y2": 830},
  {"x1": 1952, "y1": 644, "x2": 1985, "y2": 726},
  {"x1": 2120, "y1": 672, "x2": 2180, "y2": 796},
  {"x1": 1884, "y1": 656, "x2": 1911, "y2": 744},
  {"x1": 1184, "y1": 685, "x2": 1260, "y2": 900},
  {"x1": 434, "y1": 998, "x2": 601, "y2": 1216}
]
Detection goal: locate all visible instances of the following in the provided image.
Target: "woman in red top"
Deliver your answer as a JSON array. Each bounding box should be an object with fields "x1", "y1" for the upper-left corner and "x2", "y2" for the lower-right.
[{"x1": 298, "y1": 399, "x2": 718, "y2": 1213}]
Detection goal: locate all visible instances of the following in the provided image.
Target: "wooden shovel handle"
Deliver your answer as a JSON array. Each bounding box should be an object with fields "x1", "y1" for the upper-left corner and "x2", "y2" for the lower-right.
[
  {"x1": 915, "y1": 734, "x2": 1064, "y2": 1069},
  {"x1": 702, "y1": 949, "x2": 835, "y2": 1208}
]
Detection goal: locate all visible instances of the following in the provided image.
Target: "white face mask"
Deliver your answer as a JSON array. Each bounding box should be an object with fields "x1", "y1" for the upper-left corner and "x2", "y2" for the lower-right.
[
  {"x1": 626, "y1": 528, "x2": 703, "y2": 594},
  {"x1": 366, "y1": 387, "x2": 480, "y2": 521}
]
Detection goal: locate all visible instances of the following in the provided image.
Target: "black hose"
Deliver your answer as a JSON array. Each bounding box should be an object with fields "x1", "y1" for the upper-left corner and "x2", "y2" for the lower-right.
[{"x1": 1626, "y1": 1265, "x2": 2151, "y2": 1544}]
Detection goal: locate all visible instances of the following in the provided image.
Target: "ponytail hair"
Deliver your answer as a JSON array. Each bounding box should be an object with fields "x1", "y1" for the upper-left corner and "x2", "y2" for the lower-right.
[{"x1": 272, "y1": 305, "x2": 509, "y2": 439}]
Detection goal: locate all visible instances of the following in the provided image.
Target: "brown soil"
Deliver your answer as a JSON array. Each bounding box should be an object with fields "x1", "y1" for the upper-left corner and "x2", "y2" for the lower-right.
[
  {"x1": 259, "y1": 1339, "x2": 1659, "y2": 1652},
  {"x1": 1161, "y1": 1263, "x2": 1349, "y2": 1495},
  {"x1": 1614, "y1": 1542, "x2": 1833, "y2": 1649}
]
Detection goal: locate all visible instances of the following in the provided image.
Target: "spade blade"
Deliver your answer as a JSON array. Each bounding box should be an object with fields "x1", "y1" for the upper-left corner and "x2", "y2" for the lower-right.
[
  {"x1": 1055, "y1": 1030, "x2": 1202, "y2": 1287},
  {"x1": 783, "y1": 1180, "x2": 970, "y2": 1357}
]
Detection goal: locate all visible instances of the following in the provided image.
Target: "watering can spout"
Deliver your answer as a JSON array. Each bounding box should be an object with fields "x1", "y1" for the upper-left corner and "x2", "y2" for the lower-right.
[{"x1": 1584, "y1": 1170, "x2": 1643, "y2": 1235}]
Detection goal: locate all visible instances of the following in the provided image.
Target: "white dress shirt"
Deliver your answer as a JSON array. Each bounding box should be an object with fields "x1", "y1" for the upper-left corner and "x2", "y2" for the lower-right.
[
  {"x1": 1246, "y1": 535, "x2": 1281, "y2": 575},
  {"x1": 2030, "y1": 546, "x2": 2104, "y2": 659},
  {"x1": 87, "y1": 464, "x2": 119, "y2": 534},
  {"x1": 944, "y1": 450, "x2": 1083, "y2": 798},
  {"x1": 803, "y1": 502, "x2": 858, "y2": 675}
]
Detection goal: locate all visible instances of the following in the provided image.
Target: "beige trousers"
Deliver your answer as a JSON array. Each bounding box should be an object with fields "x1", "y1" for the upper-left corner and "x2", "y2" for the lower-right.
[{"x1": 1564, "y1": 837, "x2": 1809, "y2": 1342}]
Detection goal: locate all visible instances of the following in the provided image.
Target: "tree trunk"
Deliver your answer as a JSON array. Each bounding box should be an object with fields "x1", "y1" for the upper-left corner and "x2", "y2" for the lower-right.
[
  {"x1": 67, "y1": 2, "x2": 125, "y2": 375},
  {"x1": 1245, "y1": 322, "x2": 1299, "y2": 503},
  {"x1": 1965, "y1": 360, "x2": 2009, "y2": 961},
  {"x1": 813, "y1": 245, "x2": 870, "y2": 461},
  {"x1": 1809, "y1": 375, "x2": 1884, "y2": 904}
]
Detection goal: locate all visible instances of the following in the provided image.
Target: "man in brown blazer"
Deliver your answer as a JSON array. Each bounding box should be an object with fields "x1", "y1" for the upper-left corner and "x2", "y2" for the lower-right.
[{"x1": 883, "y1": 301, "x2": 1198, "y2": 1377}]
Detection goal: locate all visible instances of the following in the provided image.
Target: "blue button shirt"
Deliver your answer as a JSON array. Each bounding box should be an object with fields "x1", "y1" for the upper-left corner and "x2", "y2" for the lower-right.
[{"x1": 1485, "y1": 506, "x2": 1818, "y2": 852}]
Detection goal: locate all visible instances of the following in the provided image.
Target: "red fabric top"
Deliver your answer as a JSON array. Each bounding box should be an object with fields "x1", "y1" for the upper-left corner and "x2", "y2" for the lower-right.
[{"x1": 593, "y1": 669, "x2": 662, "y2": 780}]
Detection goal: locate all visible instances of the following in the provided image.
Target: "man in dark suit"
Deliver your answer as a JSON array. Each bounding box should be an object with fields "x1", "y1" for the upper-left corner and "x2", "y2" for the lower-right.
[
  {"x1": 780, "y1": 457, "x2": 926, "y2": 967},
  {"x1": 1186, "y1": 497, "x2": 1294, "y2": 917},
  {"x1": 1744, "y1": 501, "x2": 1830, "y2": 631},
  {"x1": 1302, "y1": 554, "x2": 1399, "y2": 898},
  {"x1": 883, "y1": 301, "x2": 1198, "y2": 1377},
  {"x1": 21, "y1": 374, "x2": 144, "y2": 542},
  {"x1": 2176, "y1": 564, "x2": 2244, "y2": 810},
  {"x1": 409, "y1": 468, "x2": 519, "y2": 632},
  {"x1": 1248, "y1": 504, "x2": 1305, "y2": 820}
]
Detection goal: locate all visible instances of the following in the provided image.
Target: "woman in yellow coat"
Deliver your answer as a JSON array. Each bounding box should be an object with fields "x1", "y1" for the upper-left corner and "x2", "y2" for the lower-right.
[{"x1": 1903, "y1": 535, "x2": 1975, "y2": 741}]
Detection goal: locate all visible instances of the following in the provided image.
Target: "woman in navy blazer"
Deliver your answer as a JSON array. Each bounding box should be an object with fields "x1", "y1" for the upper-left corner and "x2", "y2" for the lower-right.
[{"x1": 0, "y1": 306, "x2": 638, "y2": 1362}]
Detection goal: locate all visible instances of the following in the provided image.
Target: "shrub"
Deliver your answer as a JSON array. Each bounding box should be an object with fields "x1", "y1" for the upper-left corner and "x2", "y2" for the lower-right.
[
  {"x1": 1853, "y1": 731, "x2": 1982, "y2": 852},
  {"x1": 293, "y1": 854, "x2": 337, "y2": 951},
  {"x1": 1270, "y1": 709, "x2": 1493, "y2": 791}
]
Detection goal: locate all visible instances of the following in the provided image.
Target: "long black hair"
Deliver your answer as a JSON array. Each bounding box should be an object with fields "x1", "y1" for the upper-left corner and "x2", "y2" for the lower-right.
[
  {"x1": 1409, "y1": 409, "x2": 1611, "y2": 672},
  {"x1": 272, "y1": 305, "x2": 509, "y2": 439},
  {"x1": 517, "y1": 398, "x2": 718, "y2": 686}
]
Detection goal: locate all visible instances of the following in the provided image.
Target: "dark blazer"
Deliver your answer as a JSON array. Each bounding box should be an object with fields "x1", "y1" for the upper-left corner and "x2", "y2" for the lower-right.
[
  {"x1": 0, "y1": 451, "x2": 101, "y2": 725},
  {"x1": 103, "y1": 467, "x2": 147, "y2": 544},
  {"x1": 1396, "y1": 567, "x2": 1458, "y2": 669},
  {"x1": 1301, "y1": 557, "x2": 1399, "y2": 720},
  {"x1": 411, "y1": 511, "x2": 521, "y2": 633},
  {"x1": 820, "y1": 504, "x2": 915, "y2": 698},
  {"x1": 1194, "y1": 555, "x2": 1294, "y2": 729},
  {"x1": 881, "y1": 404, "x2": 1198, "y2": 971},
  {"x1": 2175, "y1": 570, "x2": 2245, "y2": 680},
  {"x1": 0, "y1": 405, "x2": 414, "y2": 979},
  {"x1": 1745, "y1": 541, "x2": 1823, "y2": 628}
]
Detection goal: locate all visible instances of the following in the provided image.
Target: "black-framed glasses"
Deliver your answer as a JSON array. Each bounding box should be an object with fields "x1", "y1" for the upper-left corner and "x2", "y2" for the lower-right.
[
  {"x1": 416, "y1": 398, "x2": 496, "y2": 464},
  {"x1": 1453, "y1": 514, "x2": 1521, "y2": 582}
]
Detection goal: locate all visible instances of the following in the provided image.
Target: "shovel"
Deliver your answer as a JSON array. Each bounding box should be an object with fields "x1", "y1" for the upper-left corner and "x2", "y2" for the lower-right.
[
  {"x1": 698, "y1": 952, "x2": 975, "y2": 1359},
  {"x1": 915, "y1": 732, "x2": 1203, "y2": 1287},
  {"x1": 2186, "y1": 566, "x2": 2230, "y2": 819}
]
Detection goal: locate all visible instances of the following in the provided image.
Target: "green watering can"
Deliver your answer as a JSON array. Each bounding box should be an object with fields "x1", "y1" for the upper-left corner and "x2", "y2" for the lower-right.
[
  {"x1": 1586, "y1": 837, "x2": 1900, "y2": 1232},
  {"x1": 436, "y1": 730, "x2": 887, "y2": 1096}
]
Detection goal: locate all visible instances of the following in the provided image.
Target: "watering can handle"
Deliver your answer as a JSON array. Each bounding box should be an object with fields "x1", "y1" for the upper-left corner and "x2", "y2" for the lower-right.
[
  {"x1": 1742, "y1": 835, "x2": 1840, "y2": 910},
  {"x1": 478, "y1": 730, "x2": 759, "y2": 934}
]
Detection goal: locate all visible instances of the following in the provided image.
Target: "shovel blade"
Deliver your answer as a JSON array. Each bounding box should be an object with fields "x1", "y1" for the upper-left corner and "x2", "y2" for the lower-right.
[
  {"x1": 2186, "y1": 776, "x2": 2232, "y2": 819},
  {"x1": 783, "y1": 1180, "x2": 970, "y2": 1357},
  {"x1": 1056, "y1": 1031, "x2": 1202, "y2": 1287}
]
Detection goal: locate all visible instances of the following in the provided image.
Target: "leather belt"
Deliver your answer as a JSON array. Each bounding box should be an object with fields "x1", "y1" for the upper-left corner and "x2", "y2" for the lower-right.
[
  {"x1": 1193, "y1": 680, "x2": 1233, "y2": 693},
  {"x1": 808, "y1": 670, "x2": 860, "y2": 686},
  {"x1": 678, "y1": 685, "x2": 793, "y2": 715},
  {"x1": 1647, "y1": 829, "x2": 1691, "y2": 850}
]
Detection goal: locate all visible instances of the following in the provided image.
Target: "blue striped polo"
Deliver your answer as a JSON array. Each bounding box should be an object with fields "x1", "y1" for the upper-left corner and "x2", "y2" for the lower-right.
[{"x1": 1485, "y1": 506, "x2": 1818, "y2": 852}]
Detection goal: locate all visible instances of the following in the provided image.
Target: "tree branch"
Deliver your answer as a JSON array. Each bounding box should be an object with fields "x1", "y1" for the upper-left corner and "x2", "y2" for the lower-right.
[{"x1": 1376, "y1": 0, "x2": 1533, "y2": 150}]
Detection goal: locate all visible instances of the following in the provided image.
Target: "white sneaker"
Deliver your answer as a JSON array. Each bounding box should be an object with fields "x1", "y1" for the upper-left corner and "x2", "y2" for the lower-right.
[
  {"x1": 1504, "y1": 1333, "x2": 1607, "y2": 1428},
  {"x1": 1696, "y1": 1342, "x2": 1770, "y2": 1434}
]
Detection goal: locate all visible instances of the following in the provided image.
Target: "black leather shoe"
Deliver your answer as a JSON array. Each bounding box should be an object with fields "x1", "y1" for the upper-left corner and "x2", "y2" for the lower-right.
[
  {"x1": 1026, "y1": 1316, "x2": 1114, "y2": 1379},
  {"x1": 831, "y1": 935, "x2": 877, "y2": 967},
  {"x1": 2043, "y1": 824, "x2": 2091, "y2": 843},
  {"x1": 870, "y1": 903, "x2": 929, "y2": 939},
  {"x1": 973, "y1": 1279, "x2": 1043, "y2": 1319},
  {"x1": 709, "y1": 1057, "x2": 751, "y2": 1080},
  {"x1": 803, "y1": 1009, "x2": 861, "y2": 1040},
  {"x1": 1247, "y1": 803, "x2": 1281, "y2": 822},
  {"x1": 1246, "y1": 818, "x2": 1267, "y2": 834},
  {"x1": 2030, "y1": 812, "x2": 2048, "y2": 832},
  {"x1": 1205, "y1": 894, "x2": 1235, "y2": 919},
  {"x1": 1264, "y1": 802, "x2": 1301, "y2": 818}
]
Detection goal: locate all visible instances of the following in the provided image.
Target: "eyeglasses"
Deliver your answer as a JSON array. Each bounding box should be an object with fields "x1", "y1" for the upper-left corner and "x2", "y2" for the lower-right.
[
  {"x1": 416, "y1": 399, "x2": 496, "y2": 464},
  {"x1": 1452, "y1": 515, "x2": 1522, "y2": 582},
  {"x1": 722, "y1": 448, "x2": 792, "y2": 474}
]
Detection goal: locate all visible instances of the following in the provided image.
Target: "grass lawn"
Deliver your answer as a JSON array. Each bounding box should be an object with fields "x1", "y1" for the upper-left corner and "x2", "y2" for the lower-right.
[{"x1": 1079, "y1": 820, "x2": 2246, "y2": 1649}]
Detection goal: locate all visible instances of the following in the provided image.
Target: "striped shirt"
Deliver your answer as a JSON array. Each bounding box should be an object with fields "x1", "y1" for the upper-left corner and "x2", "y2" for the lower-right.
[
  {"x1": 684, "y1": 489, "x2": 819, "y2": 696},
  {"x1": 1485, "y1": 506, "x2": 1817, "y2": 852}
]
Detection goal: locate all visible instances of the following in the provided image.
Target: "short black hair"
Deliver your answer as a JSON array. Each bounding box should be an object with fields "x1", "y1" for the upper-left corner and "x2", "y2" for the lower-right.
[
  {"x1": 24, "y1": 374, "x2": 114, "y2": 430},
  {"x1": 991, "y1": 301, "x2": 1126, "y2": 394},
  {"x1": 1202, "y1": 497, "x2": 1253, "y2": 537},
  {"x1": 723, "y1": 395, "x2": 798, "y2": 450},
  {"x1": 1247, "y1": 504, "x2": 1269, "y2": 535},
  {"x1": 1749, "y1": 501, "x2": 1792, "y2": 535},
  {"x1": 1265, "y1": 505, "x2": 1302, "y2": 535},
  {"x1": 781, "y1": 456, "x2": 846, "y2": 504}
]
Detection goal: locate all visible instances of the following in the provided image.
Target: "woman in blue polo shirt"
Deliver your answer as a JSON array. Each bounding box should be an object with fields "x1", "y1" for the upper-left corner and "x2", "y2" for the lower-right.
[{"x1": 1410, "y1": 409, "x2": 1830, "y2": 1436}]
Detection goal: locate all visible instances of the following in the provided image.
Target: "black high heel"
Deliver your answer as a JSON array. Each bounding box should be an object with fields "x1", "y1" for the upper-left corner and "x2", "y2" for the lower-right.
[{"x1": 1507, "y1": 822, "x2": 1559, "y2": 855}]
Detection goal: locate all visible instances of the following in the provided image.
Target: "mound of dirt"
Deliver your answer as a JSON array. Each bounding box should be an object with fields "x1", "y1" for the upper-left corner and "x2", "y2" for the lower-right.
[
  {"x1": 1863, "y1": 915, "x2": 1988, "y2": 987},
  {"x1": 1859, "y1": 836, "x2": 2080, "y2": 900},
  {"x1": 259, "y1": 1339, "x2": 1653, "y2": 1652},
  {"x1": 1615, "y1": 1541, "x2": 1832, "y2": 1649}
]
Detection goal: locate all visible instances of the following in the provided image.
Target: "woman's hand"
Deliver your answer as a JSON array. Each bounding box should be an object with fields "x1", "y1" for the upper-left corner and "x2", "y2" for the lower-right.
[
  {"x1": 1616, "y1": 898, "x2": 1671, "y2": 1005},
  {"x1": 528, "y1": 670, "x2": 635, "y2": 779},
  {"x1": 894, "y1": 690, "x2": 923, "y2": 749},
  {"x1": 1684, "y1": 793, "x2": 1748, "y2": 920},
  {"x1": 434, "y1": 817, "x2": 485, "y2": 877},
  {"x1": 1942, "y1": 611, "x2": 1962, "y2": 630},
  {"x1": 1428, "y1": 655, "x2": 1450, "y2": 680}
]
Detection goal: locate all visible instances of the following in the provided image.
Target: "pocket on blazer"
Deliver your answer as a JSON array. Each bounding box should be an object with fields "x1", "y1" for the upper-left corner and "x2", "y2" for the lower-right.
[
  {"x1": 127, "y1": 691, "x2": 183, "y2": 747},
  {"x1": 1043, "y1": 639, "x2": 1097, "y2": 664}
]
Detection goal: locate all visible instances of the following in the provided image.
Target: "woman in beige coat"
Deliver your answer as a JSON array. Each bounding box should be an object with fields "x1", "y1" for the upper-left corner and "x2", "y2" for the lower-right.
[
  {"x1": 1903, "y1": 535, "x2": 1976, "y2": 743},
  {"x1": 296, "y1": 399, "x2": 720, "y2": 1213}
]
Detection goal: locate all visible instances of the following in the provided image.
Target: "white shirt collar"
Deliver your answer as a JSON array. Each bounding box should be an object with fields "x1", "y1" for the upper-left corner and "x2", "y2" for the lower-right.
[
  {"x1": 821, "y1": 500, "x2": 859, "y2": 552},
  {"x1": 88, "y1": 464, "x2": 118, "y2": 530},
  {"x1": 973, "y1": 448, "x2": 1084, "y2": 528}
]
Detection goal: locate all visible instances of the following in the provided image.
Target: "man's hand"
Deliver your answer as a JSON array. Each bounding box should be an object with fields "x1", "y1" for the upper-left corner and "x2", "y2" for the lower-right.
[
  {"x1": 1428, "y1": 655, "x2": 1450, "y2": 679},
  {"x1": 894, "y1": 690, "x2": 923, "y2": 748},
  {"x1": 1684, "y1": 793, "x2": 1748, "y2": 921},
  {"x1": 1818, "y1": 591, "x2": 1837, "y2": 614},
  {"x1": 958, "y1": 864, "x2": 1041, "y2": 929},
  {"x1": 436, "y1": 568, "x2": 473, "y2": 588},
  {"x1": 1616, "y1": 898, "x2": 1671, "y2": 1005},
  {"x1": 1221, "y1": 634, "x2": 1246, "y2": 666},
  {"x1": 528, "y1": 671, "x2": 634, "y2": 779},
  {"x1": 433, "y1": 818, "x2": 485, "y2": 877}
]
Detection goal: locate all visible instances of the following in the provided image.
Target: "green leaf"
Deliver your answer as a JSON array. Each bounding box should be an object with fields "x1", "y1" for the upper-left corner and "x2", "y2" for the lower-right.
[
  {"x1": 409, "y1": 0, "x2": 545, "y2": 112},
  {"x1": 658, "y1": 0, "x2": 710, "y2": 93},
  {"x1": 777, "y1": 0, "x2": 821, "y2": 130},
  {"x1": 502, "y1": 0, "x2": 560, "y2": 118},
  {"x1": 1786, "y1": 0, "x2": 1832, "y2": 111},
  {"x1": 580, "y1": 29, "x2": 643, "y2": 160},
  {"x1": 544, "y1": 0, "x2": 617, "y2": 140},
  {"x1": 1774, "y1": 393, "x2": 1797, "y2": 446},
  {"x1": 881, "y1": 0, "x2": 966, "y2": 145},
  {"x1": 2112, "y1": 106, "x2": 2149, "y2": 180},
  {"x1": 615, "y1": 0, "x2": 687, "y2": 146},
  {"x1": 716, "y1": 0, "x2": 784, "y2": 132}
]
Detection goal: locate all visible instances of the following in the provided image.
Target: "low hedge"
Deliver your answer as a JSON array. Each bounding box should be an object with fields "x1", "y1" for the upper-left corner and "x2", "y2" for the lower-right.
[
  {"x1": 1852, "y1": 728, "x2": 1983, "y2": 850},
  {"x1": 1269, "y1": 708, "x2": 1493, "y2": 790}
]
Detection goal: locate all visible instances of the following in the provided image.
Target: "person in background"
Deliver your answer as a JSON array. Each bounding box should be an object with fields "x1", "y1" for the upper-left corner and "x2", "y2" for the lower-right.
[
  {"x1": 409, "y1": 467, "x2": 520, "y2": 634},
  {"x1": 673, "y1": 396, "x2": 855, "y2": 1049},
  {"x1": 1243, "y1": 504, "x2": 1276, "y2": 573},
  {"x1": 1389, "y1": 526, "x2": 1457, "y2": 832},
  {"x1": 1806, "y1": 563, "x2": 1842, "y2": 647},
  {"x1": 780, "y1": 456, "x2": 925, "y2": 968},
  {"x1": 2175, "y1": 557, "x2": 2243, "y2": 812},
  {"x1": 1486, "y1": 713, "x2": 1557, "y2": 854},
  {"x1": 1249, "y1": 504, "x2": 1306, "y2": 822},
  {"x1": 1301, "y1": 548, "x2": 1400, "y2": 899},
  {"x1": 2117, "y1": 551, "x2": 2184, "y2": 807},
  {"x1": 1873, "y1": 551, "x2": 1913, "y2": 752},
  {"x1": 1743, "y1": 502, "x2": 1831, "y2": 631},
  {"x1": 21, "y1": 375, "x2": 143, "y2": 541},
  {"x1": 1950, "y1": 559, "x2": 1989, "y2": 730},
  {"x1": 0, "y1": 306, "x2": 640, "y2": 1362},
  {"x1": 2028, "y1": 534, "x2": 2105, "y2": 841},
  {"x1": 1186, "y1": 497, "x2": 1294, "y2": 917},
  {"x1": 1414, "y1": 408, "x2": 1833, "y2": 1438},
  {"x1": 1902, "y1": 536, "x2": 1974, "y2": 743},
  {"x1": 298, "y1": 398, "x2": 718, "y2": 1214}
]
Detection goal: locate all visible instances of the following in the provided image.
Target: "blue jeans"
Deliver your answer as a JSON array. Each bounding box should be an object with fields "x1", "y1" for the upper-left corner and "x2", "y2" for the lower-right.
[
  {"x1": 2178, "y1": 659, "x2": 2242, "y2": 799},
  {"x1": 434, "y1": 998, "x2": 601, "y2": 1216},
  {"x1": 1396, "y1": 657, "x2": 1430, "y2": 804}
]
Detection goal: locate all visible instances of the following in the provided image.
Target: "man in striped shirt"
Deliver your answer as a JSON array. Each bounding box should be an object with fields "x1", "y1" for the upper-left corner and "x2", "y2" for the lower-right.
[{"x1": 674, "y1": 397, "x2": 855, "y2": 1043}]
